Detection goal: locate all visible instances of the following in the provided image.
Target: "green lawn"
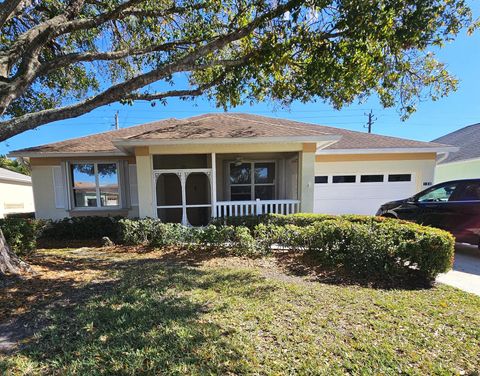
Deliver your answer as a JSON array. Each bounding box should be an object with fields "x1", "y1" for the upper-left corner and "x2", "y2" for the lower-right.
[{"x1": 1, "y1": 248, "x2": 479, "y2": 375}]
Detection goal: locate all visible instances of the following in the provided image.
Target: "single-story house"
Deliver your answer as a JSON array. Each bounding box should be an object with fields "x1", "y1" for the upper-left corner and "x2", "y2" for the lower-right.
[
  {"x1": 0, "y1": 167, "x2": 35, "y2": 218},
  {"x1": 9, "y1": 113, "x2": 456, "y2": 225},
  {"x1": 433, "y1": 123, "x2": 480, "y2": 183}
]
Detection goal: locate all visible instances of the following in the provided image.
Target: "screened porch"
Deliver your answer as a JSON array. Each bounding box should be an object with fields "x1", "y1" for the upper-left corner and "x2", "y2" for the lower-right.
[{"x1": 153, "y1": 152, "x2": 301, "y2": 226}]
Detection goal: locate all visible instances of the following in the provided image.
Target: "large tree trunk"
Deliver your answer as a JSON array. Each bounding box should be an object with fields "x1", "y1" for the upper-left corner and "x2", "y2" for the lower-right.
[{"x1": 0, "y1": 228, "x2": 31, "y2": 275}]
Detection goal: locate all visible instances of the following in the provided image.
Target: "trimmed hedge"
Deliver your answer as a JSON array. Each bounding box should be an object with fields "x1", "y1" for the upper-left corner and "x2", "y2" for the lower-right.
[
  {"x1": 119, "y1": 215, "x2": 454, "y2": 282},
  {"x1": 254, "y1": 219, "x2": 455, "y2": 281},
  {"x1": 0, "y1": 214, "x2": 455, "y2": 283},
  {"x1": 0, "y1": 218, "x2": 45, "y2": 256},
  {"x1": 40, "y1": 216, "x2": 122, "y2": 241},
  {"x1": 210, "y1": 213, "x2": 407, "y2": 229},
  {"x1": 118, "y1": 219, "x2": 262, "y2": 256}
]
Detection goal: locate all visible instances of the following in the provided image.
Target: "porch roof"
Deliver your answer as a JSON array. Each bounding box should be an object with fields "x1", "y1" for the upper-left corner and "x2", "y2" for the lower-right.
[{"x1": 9, "y1": 113, "x2": 455, "y2": 157}]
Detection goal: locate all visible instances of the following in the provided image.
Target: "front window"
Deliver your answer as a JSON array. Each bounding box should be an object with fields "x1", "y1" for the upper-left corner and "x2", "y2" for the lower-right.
[
  {"x1": 229, "y1": 162, "x2": 275, "y2": 201},
  {"x1": 71, "y1": 163, "x2": 119, "y2": 208},
  {"x1": 417, "y1": 182, "x2": 458, "y2": 203}
]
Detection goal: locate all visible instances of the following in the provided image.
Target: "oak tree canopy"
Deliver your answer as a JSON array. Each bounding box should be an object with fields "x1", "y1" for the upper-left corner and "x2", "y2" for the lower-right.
[{"x1": 0, "y1": 0, "x2": 472, "y2": 141}]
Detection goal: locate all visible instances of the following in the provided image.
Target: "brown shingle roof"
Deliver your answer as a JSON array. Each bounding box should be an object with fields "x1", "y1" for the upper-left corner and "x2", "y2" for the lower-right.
[{"x1": 11, "y1": 113, "x2": 448, "y2": 155}]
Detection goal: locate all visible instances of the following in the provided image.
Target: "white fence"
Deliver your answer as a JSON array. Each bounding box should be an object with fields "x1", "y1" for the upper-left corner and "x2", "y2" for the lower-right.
[{"x1": 214, "y1": 199, "x2": 300, "y2": 218}]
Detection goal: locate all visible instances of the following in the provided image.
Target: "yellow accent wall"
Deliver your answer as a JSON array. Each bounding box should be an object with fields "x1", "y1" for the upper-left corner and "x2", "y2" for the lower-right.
[
  {"x1": 315, "y1": 152, "x2": 436, "y2": 163},
  {"x1": 148, "y1": 143, "x2": 305, "y2": 155}
]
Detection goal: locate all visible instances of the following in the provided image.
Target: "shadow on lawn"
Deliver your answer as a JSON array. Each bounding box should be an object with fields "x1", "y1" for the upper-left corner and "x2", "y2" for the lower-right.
[{"x1": 1, "y1": 252, "x2": 272, "y2": 374}]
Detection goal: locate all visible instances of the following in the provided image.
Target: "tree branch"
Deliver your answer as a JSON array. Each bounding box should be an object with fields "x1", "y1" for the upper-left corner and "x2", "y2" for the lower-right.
[
  {"x1": 0, "y1": 0, "x2": 30, "y2": 29},
  {"x1": 35, "y1": 39, "x2": 203, "y2": 78},
  {"x1": 0, "y1": 0, "x2": 141, "y2": 75}
]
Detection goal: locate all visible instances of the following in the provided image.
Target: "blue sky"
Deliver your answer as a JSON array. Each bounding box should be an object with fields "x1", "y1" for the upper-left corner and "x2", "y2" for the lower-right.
[{"x1": 1, "y1": 4, "x2": 479, "y2": 155}]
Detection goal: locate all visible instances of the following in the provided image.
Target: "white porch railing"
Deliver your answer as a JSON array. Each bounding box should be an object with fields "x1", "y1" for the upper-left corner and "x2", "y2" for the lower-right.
[{"x1": 214, "y1": 199, "x2": 300, "y2": 218}]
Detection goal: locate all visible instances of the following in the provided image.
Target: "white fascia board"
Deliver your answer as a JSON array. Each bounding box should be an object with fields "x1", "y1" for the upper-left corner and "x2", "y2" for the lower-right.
[
  {"x1": 113, "y1": 135, "x2": 341, "y2": 147},
  {"x1": 7, "y1": 151, "x2": 128, "y2": 158},
  {"x1": 315, "y1": 146, "x2": 459, "y2": 155}
]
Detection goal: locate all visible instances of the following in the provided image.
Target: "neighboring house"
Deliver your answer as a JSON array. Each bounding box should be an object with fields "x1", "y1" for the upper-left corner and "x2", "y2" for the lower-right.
[
  {"x1": 0, "y1": 167, "x2": 35, "y2": 218},
  {"x1": 9, "y1": 113, "x2": 455, "y2": 225},
  {"x1": 433, "y1": 123, "x2": 480, "y2": 183}
]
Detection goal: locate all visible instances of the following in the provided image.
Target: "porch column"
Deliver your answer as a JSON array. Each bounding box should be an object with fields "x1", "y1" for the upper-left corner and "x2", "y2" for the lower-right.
[
  {"x1": 211, "y1": 152, "x2": 217, "y2": 218},
  {"x1": 135, "y1": 147, "x2": 155, "y2": 218},
  {"x1": 299, "y1": 144, "x2": 316, "y2": 213}
]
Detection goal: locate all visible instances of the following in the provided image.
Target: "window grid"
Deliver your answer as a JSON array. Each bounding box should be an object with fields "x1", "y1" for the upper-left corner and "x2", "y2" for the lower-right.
[{"x1": 229, "y1": 162, "x2": 276, "y2": 200}]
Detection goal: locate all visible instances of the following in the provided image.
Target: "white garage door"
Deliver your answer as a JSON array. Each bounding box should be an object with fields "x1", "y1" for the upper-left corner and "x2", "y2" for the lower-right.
[{"x1": 314, "y1": 173, "x2": 417, "y2": 215}]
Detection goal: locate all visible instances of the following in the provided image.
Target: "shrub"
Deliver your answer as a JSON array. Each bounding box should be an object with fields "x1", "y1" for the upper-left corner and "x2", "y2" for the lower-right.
[
  {"x1": 119, "y1": 214, "x2": 454, "y2": 282},
  {"x1": 40, "y1": 216, "x2": 122, "y2": 241},
  {"x1": 118, "y1": 219, "x2": 260, "y2": 256},
  {"x1": 259, "y1": 218, "x2": 455, "y2": 282},
  {"x1": 0, "y1": 218, "x2": 45, "y2": 256},
  {"x1": 210, "y1": 215, "x2": 266, "y2": 229},
  {"x1": 30, "y1": 213, "x2": 454, "y2": 283}
]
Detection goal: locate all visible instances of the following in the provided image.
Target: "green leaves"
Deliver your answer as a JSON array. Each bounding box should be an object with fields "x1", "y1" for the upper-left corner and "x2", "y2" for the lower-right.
[{"x1": 0, "y1": 0, "x2": 474, "y2": 131}]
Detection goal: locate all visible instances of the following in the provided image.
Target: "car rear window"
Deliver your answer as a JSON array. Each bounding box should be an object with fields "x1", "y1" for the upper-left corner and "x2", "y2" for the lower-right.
[{"x1": 454, "y1": 182, "x2": 480, "y2": 201}]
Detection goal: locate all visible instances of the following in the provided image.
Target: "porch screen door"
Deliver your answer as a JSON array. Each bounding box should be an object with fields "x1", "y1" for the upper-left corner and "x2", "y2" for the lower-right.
[{"x1": 154, "y1": 169, "x2": 212, "y2": 226}]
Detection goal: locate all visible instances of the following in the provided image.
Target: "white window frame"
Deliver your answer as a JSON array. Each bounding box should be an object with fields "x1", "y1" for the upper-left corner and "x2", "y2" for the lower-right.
[
  {"x1": 227, "y1": 160, "x2": 277, "y2": 201},
  {"x1": 68, "y1": 161, "x2": 122, "y2": 210}
]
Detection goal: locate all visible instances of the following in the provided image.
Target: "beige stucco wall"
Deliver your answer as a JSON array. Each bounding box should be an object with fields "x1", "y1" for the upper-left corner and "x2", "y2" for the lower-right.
[
  {"x1": 30, "y1": 160, "x2": 139, "y2": 220},
  {"x1": 0, "y1": 179, "x2": 35, "y2": 218},
  {"x1": 136, "y1": 153, "x2": 154, "y2": 218},
  {"x1": 27, "y1": 148, "x2": 438, "y2": 220},
  {"x1": 435, "y1": 158, "x2": 480, "y2": 183}
]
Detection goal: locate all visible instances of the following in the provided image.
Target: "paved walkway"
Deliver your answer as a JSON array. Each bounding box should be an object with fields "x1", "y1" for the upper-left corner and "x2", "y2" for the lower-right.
[{"x1": 436, "y1": 244, "x2": 480, "y2": 296}]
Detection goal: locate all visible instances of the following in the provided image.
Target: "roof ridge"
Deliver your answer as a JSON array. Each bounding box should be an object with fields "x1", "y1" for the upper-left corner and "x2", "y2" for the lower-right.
[{"x1": 220, "y1": 113, "x2": 331, "y2": 134}]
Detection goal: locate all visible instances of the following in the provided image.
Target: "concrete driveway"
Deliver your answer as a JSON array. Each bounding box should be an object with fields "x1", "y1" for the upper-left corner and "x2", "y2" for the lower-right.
[{"x1": 436, "y1": 244, "x2": 480, "y2": 296}]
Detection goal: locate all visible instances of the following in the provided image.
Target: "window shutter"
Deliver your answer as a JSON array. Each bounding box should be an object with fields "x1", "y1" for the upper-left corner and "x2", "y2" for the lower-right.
[
  {"x1": 129, "y1": 164, "x2": 138, "y2": 206},
  {"x1": 52, "y1": 166, "x2": 66, "y2": 208}
]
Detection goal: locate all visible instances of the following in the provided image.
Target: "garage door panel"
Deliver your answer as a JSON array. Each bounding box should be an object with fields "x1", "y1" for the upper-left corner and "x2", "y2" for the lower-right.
[{"x1": 314, "y1": 178, "x2": 416, "y2": 215}]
